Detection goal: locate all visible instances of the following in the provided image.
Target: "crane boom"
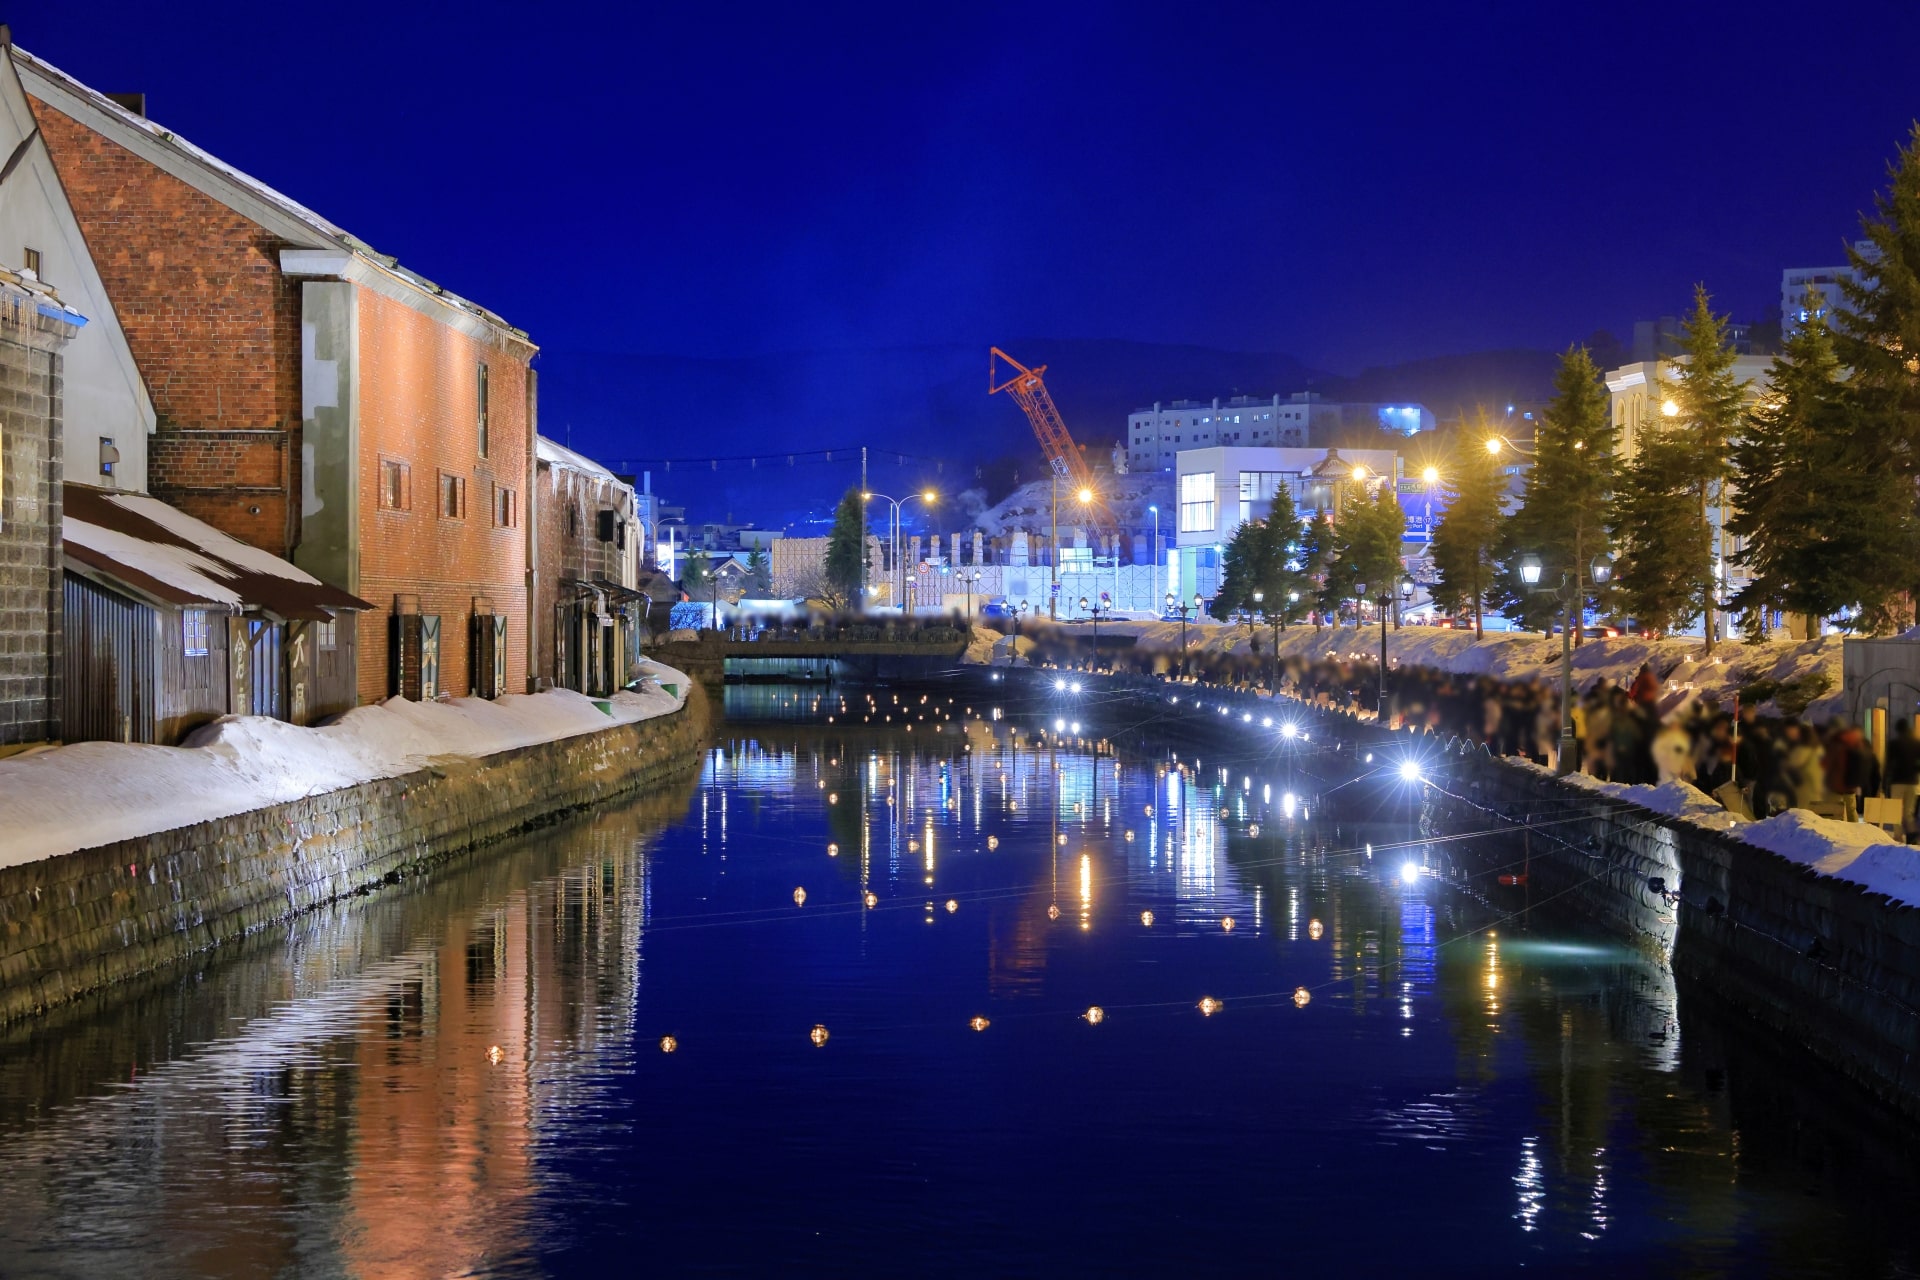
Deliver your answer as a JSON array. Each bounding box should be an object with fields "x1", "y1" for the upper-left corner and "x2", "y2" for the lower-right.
[{"x1": 989, "y1": 347, "x2": 1098, "y2": 490}]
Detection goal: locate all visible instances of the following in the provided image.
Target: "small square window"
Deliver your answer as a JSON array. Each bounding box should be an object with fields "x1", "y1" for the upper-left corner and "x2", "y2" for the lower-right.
[
  {"x1": 183, "y1": 609, "x2": 208, "y2": 656},
  {"x1": 315, "y1": 617, "x2": 337, "y2": 650}
]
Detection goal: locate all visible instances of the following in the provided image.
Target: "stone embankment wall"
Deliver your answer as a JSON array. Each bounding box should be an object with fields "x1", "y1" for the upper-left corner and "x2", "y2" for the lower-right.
[
  {"x1": 1069, "y1": 669, "x2": 1920, "y2": 1120},
  {"x1": 0, "y1": 684, "x2": 710, "y2": 1025}
]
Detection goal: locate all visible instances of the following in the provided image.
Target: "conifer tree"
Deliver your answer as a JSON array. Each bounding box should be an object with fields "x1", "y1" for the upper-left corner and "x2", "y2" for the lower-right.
[
  {"x1": 824, "y1": 489, "x2": 867, "y2": 609},
  {"x1": 1213, "y1": 516, "x2": 1272, "y2": 619},
  {"x1": 1489, "y1": 350, "x2": 1618, "y2": 639},
  {"x1": 1321, "y1": 484, "x2": 1405, "y2": 621},
  {"x1": 1429, "y1": 433, "x2": 1505, "y2": 638},
  {"x1": 1664, "y1": 285, "x2": 1748, "y2": 651},
  {"x1": 1301, "y1": 509, "x2": 1337, "y2": 627},
  {"x1": 1834, "y1": 122, "x2": 1920, "y2": 624}
]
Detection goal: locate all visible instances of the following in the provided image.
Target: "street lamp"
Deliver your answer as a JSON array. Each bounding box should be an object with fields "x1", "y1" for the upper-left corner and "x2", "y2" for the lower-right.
[
  {"x1": 1249, "y1": 589, "x2": 1265, "y2": 644},
  {"x1": 863, "y1": 489, "x2": 937, "y2": 613},
  {"x1": 905, "y1": 573, "x2": 917, "y2": 615},
  {"x1": 1080, "y1": 593, "x2": 1111, "y2": 668},
  {"x1": 1167, "y1": 590, "x2": 1195, "y2": 676},
  {"x1": 1008, "y1": 599, "x2": 1029, "y2": 666},
  {"x1": 1355, "y1": 577, "x2": 1397, "y2": 719},
  {"x1": 963, "y1": 569, "x2": 982, "y2": 618},
  {"x1": 1420, "y1": 465, "x2": 1440, "y2": 543},
  {"x1": 1519, "y1": 551, "x2": 1616, "y2": 772}
]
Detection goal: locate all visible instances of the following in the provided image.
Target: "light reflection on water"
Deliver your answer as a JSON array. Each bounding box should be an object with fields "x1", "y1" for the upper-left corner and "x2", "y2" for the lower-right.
[{"x1": 0, "y1": 686, "x2": 1912, "y2": 1276}]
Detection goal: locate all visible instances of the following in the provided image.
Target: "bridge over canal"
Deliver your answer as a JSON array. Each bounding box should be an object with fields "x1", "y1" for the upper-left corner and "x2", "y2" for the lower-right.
[{"x1": 649, "y1": 636, "x2": 975, "y2": 685}]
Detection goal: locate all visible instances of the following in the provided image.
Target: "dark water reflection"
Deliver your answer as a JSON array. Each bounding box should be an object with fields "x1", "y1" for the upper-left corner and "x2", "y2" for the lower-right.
[{"x1": 0, "y1": 682, "x2": 1914, "y2": 1277}]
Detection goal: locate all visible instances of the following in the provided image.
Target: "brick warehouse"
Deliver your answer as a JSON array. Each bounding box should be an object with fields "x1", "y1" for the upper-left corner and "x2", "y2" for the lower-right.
[{"x1": 16, "y1": 46, "x2": 537, "y2": 704}]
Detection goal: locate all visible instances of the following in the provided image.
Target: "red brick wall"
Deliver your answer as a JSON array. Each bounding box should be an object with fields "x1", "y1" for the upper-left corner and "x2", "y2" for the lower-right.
[
  {"x1": 354, "y1": 287, "x2": 530, "y2": 704},
  {"x1": 31, "y1": 100, "x2": 301, "y2": 555}
]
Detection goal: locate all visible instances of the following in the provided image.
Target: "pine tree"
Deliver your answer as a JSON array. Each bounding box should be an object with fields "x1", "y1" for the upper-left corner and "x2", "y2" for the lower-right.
[
  {"x1": 1834, "y1": 122, "x2": 1920, "y2": 624},
  {"x1": 1611, "y1": 427, "x2": 1708, "y2": 635},
  {"x1": 1301, "y1": 509, "x2": 1337, "y2": 627},
  {"x1": 1213, "y1": 516, "x2": 1272, "y2": 619},
  {"x1": 1733, "y1": 292, "x2": 1918, "y2": 633},
  {"x1": 1258, "y1": 484, "x2": 1313, "y2": 626},
  {"x1": 682, "y1": 550, "x2": 711, "y2": 594},
  {"x1": 1489, "y1": 350, "x2": 1618, "y2": 640},
  {"x1": 1429, "y1": 421, "x2": 1509, "y2": 638},
  {"x1": 1322, "y1": 484, "x2": 1405, "y2": 620},
  {"x1": 824, "y1": 489, "x2": 866, "y2": 609},
  {"x1": 1660, "y1": 285, "x2": 1748, "y2": 651},
  {"x1": 745, "y1": 545, "x2": 771, "y2": 596}
]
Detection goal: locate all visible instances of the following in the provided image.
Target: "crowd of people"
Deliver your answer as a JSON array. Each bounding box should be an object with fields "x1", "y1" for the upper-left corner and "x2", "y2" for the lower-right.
[{"x1": 1021, "y1": 622, "x2": 1915, "y2": 838}]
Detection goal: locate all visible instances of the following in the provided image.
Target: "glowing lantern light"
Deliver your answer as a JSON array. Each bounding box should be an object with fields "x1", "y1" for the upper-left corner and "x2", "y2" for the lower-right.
[
  {"x1": 1140, "y1": 910, "x2": 1155, "y2": 927},
  {"x1": 1293, "y1": 987, "x2": 1312, "y2": 1009},
  {"x1": 828, "y1": 843, "x2": 839, "y2": 857},
  {"x1": 864, "y1": 892, "x2": 879, "y2": 908},
  {"x1": 793, "y1": 887, "x2": 807, "y2": 906},
  {"x1": 486, "y1": 1045, "x2": 505, "y2": 1064},
  {"x1": 660, "y1": 1036, "x2": 679, "y2": 1053},
  {"x1": 1124, "y1": 830, "x2": 1135, "y2": 842},
  {"x1": 1308, "y1": 918, "x2": 1325, "y2": 941},
  {"x1": 1198, "y1": 996, "x2": 1223, "y2": 1016},
  {"x1": 946, "y1": 899, "x2": 958, "y2": 913},
  {"x1": 1047, "y1": 904, "x2": 1061, "y2": 921},
  {"x1": 1221, "y1": 916, "x2": 1236, "y2": 933},
  {"x1": 970, "y1": 1016, "x2": 991, "y2": 1032},
  {"x1": 1083, "y1": 1006, "x2": 1106, "y2": 1025},
  {"x1": 987, "y1": 835, "x2": 1000, "y2": 850},
  {"x1": 908, "y1": 839, "x2": 920, "y2": 853},
  {"x1": 1248, "y1": 823, "x2": 1261, "y2": 838},
  {"x1": 1145, "y1": 805, "x2": 1154, "y2": 817},
  {"x1": 810, "y1": 1025, "x2": 830, "y2": 1047},
  {"x1": 828, "y1": 792, "x2": 839, "y2": 804},
  {"x1": 1058, "y1": 834, "x2": 1068, "y2": 846}
]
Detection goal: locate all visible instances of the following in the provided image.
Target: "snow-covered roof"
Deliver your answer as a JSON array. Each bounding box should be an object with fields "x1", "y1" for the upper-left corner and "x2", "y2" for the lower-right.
[
  {"x1": 536, "y1": 435, "x2": 627, "y2": 487},
  {"x1": 63, "y1": 484, "x2": 370, "y2": 620},
  {"x1": 12, "y1": 45, "x2": 530, "y2": 351},
  {"x1": 0, "y1": 261, "x2": 86, "y2": 335}
]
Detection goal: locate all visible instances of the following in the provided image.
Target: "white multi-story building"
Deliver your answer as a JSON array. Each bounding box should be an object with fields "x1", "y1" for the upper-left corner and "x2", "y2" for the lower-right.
[
  {"x1": 1126, "y1": 394, "x2": 1433, "y2": 472},
  {"x1": 1170, "y1": 445, "x2": 1402, "y2": 603},
  {"x1": 1782, "y1": 241, "x2": 1874, "y2": 336}
]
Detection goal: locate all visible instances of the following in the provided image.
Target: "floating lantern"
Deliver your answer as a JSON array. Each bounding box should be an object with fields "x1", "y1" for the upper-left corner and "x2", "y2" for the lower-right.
[
  {"x1": 660, "y1": 1036, "x2": 679, "y2": 1053},
  {"x1": 828, "y1": 793, "x2": 839, "y2": 804},
  {"x1": 970, "y1": 1016, "x2": 990, "y2": 1032},
  {"x1": 1221, "y1": 916, "x2": 1236, "y2": 932},
  {"x1": 1308, "y1": 918, "x2": 1325, "y2": 941},
  {"x1": 864, "y1": 892, "x2": 878, "y2": 908},
  {"x1": 1047, "y1": 904, "x2": 1061, "y2": 921},
  {"x1": 486, "y1": 1045, "x2": 504, "y2": 1064},
  {"x1": 908, "y1": 839, "x2": 920, "y2": 853},
  {"x1": 1144, "y1": 805, "x2": 1155, "y2": 817},
  {"x1": 1140, "y1": 910, "x2": 1155, "y2": 927},
  {"x1": 1057, "y1": 834, "x2": 1068, "y2": 847},
  {"x1": 1292, "y1": 987, "x2": 1312, "y2": 1009},
  {"x1": 946, "y1": 899, "x2": 958, "y2": 913},
  {"x1": 828, "y1": 843, "x2": 839, "y2": 857},
  {"x1": 987, "y1": 836, "x2": 1000, "y2": 851},
  {"x1": 1083, "y1": 1006, "x2": 1106, "y2": 1025},
  {"x1": 1198, "y1": 996, "x2": 1223, "y2": 1016},
  {"x1": 810, "y1": 1025, "x2": 830, "y2": 1047},
  {"x1": 1125, "y1": 830, "x2": 1135, "y2": 842},
  {"x1": 793, "y1": 887, "x2": 807, "y2": 906},
  {"x1": 1248, "y1": 824, "x2": 1261, "y2": 838}
]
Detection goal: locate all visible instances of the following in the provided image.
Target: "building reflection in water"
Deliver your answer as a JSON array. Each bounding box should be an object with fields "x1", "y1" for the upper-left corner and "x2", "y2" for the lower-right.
[{"x1": 0, "y1": 778, "x2": 694, "y2": 1278}]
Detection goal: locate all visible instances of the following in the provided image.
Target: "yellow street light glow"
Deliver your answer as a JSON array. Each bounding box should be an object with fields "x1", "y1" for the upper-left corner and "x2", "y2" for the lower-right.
[
  {"x1": 1076, "y1": 486, "x2": 1094, "y2": 504},
  {"x1": 861, "y1": 491, "x2": 873, "y2": 501},
  {"x1": 1661, "y1": 399, "x2": 1680, "y2": 417},
  {"x1": 810, "y1": 1025, "x2": 830, "y2": 1047},
  {"x1": 1351, "y1": 464, "x2": 1368, "y2": 480},
  {"x1": 660, "y1": 1035, "x2": 678, "y2": 1053},
  {"x1": 1485, "y1": 437, "x2": 1503, "y2": 455},
  {"x1": 1421, "y1": 465, "x2": 1440, "y2": 485},
  {"x1": 922, "y1": 489, "x2": 937, "y2": 502},
  {"x1": 1083, "y1": 1006, "x2": 1106, "y2": 1025}
]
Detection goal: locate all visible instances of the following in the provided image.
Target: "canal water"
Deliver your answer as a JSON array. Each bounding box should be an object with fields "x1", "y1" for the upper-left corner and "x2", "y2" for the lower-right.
[{"x1": 0, "y1": 682, "x2": 1916, "y2": 1277}]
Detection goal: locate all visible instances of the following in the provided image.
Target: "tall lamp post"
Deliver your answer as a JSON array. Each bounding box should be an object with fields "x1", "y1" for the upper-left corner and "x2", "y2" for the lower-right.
[
  {"x1": 1079, "y1": 593, "x2": 1111, "y2": 669},
  {"x1": 1008, "y1": 600, "x2": 1029, "y2": 666},
  {"x1": 905, "y1": 573, "x2": 918, "y2": 616},
  {"x1": 862, "y1": 489, "x2": 937, "y2": 613},
  {"x1": 1247, "y1": 590, "x2": 1264, "y2": 645},
  {"x1": 1519, "y1": 551, "x2": 1614, "y2": 773},
  {"x1": 963, "y1": 570, "x2": 982, "y2": 618},
  {"x1": 1148, "y1": 504, "x2": 1161, "y2": 608}
]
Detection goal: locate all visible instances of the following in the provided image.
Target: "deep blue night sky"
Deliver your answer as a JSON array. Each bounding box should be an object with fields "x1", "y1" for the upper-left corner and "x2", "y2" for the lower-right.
[
  {"x1": 23, "y1": 2, "x2": 1920, "y2": 508},
  {"x1": 27, "y1": 1, "x2": 1920, "y2": 367}
]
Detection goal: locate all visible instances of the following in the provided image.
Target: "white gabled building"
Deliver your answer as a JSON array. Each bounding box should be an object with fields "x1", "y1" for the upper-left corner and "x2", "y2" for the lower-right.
[{"x1": 0, "y1": 26, "x2": 150, "y2": 490}]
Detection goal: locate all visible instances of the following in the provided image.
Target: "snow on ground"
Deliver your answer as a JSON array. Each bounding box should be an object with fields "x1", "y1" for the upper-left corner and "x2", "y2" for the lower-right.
[
  {"x1": 1737, "y1": 809, "x2": 1920, "y2": 903},
  {"x1": 0, "y1": 660, "x2": 690, "y2": 870}
]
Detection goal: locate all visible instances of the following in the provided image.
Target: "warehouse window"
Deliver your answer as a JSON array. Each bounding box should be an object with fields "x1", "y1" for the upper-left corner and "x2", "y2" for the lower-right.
[
  {"x1": 183, "y1": 609, "x2": 208, "y2": 657},
  {"x1": 381, "y1": 458, "x2": 411, "y2": 511},
  {"x1": 476, "y1": 362, "x2": 490, "y2": 458}
]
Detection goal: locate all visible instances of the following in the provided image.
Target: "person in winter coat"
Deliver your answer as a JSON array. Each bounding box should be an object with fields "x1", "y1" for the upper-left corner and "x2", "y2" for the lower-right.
[
  {"x1": 1651, "y1": 720, "x2": 1695, "y2": 785},
  {"x1": 1629, "y1": 663, "x2": 1662, "y2": 710},
  {"x1": 1887, "y1": 718, "x2": 1920, "y2": 839},
  {"x1": 1780, "y1": 723, "x2": 1827, "y2": 811}
]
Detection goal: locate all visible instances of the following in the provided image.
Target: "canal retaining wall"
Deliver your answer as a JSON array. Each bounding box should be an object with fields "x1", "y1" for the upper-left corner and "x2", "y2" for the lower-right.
[
  {"x1": 0, "y1": 684, "x2": 711, "y2": 1026},
  {"x1": 1066, "y1": 669, "x2": 1920, "y2": 1121}
]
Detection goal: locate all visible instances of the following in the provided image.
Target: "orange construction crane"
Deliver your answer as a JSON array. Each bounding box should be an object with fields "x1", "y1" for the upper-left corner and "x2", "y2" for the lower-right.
[{"x1": 989, "y1": 347, "x2": 1099, "y2": 492}]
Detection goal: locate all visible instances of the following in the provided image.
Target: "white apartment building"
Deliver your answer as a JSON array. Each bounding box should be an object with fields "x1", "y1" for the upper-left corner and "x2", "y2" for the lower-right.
[
  {"x1": 1127, "y1": 395, "x2": 1433, "y2": 472},
  {"x1": 1170, "y1": 445, "x2": 1402, "y2": 603},
  {"x1": 1782, "y1": 241, "x2": 1873, "y2": 336}
]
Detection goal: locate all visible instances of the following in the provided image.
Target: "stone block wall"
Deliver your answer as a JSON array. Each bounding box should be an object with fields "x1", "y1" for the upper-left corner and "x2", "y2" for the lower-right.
[
  {"x1": 0, "y1": 684, "x2": 709, "y2": 1025},
  {"x1": 0, "y1": 335, "x2": 62, "y2": 746}
]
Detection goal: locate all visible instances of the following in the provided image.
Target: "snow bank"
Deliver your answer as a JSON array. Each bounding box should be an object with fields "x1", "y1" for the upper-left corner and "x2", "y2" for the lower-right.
[
  {"x1": 1737, "y1": 809, "x2": 1920, "y2": 902},
  {"x1": 0, "y1": 661, "x2": 689, "y2": 870}
]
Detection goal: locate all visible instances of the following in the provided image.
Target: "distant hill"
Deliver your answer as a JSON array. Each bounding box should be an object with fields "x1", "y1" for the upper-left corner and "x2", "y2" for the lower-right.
[{"x1": 534, "y1": 340, "x2": 1561, "y2": 527}]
